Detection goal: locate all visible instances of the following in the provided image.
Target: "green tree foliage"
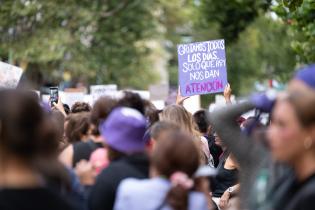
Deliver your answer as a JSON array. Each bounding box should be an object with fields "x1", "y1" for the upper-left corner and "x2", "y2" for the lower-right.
[
  {"x1": 155, "y1": 0, "x2": 197, "y2": 86},
  {"x1": 199, "y1": 0, "x2": 271, "y2": 42},
  {"x1": 273, "y1": 0, "x2": 315, "y2": 62},
  {"x1": 0, "y1": 0, "x2": 159, "y2": 88},
  {"x1": 227, "y1": 15, "x2": 297, "y2": 95}
]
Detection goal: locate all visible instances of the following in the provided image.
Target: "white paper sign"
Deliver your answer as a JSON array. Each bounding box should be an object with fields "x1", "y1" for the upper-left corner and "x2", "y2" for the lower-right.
[
  {"x1": 0, "y1": 61, "x2": 23, "y2": 89},
  {"x1": 60, "y1": 91, "x2": 85, "y2": 108},
  {"x1": 90, "y1": 84, "x2": 118, "y2": 103}
]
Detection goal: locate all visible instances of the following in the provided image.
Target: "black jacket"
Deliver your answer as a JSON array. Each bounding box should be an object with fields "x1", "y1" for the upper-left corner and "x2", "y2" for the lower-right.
[
  {"x1": 270, "y1": 173, "x2": 315, "y2": 210},
  {"x1": 88, "y1": 153, "x2": 149, "y2": 210}
]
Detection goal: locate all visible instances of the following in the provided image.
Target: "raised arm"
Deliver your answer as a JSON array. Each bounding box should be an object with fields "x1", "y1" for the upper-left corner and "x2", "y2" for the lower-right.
[{"x1": 208, "y1": 101, "x2": 267, "y2": 169}]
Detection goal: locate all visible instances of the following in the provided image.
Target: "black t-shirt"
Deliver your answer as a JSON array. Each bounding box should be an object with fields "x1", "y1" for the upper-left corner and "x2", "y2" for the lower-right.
[
  {"x1": 72, "y1": 140, "x2": 104, "y2": 167},
  {"x1": 88, "y1": 153, "x2": 149, "y2": 210},
  {"x1": 0, "y1": 187, "x2": 76, "y2": 210},
  {"x1": 211, "y1": 156, "x2": 238, "y2": 197}
]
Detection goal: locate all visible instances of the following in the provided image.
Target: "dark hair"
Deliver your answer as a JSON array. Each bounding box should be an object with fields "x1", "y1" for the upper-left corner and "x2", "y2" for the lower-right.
[
  {"x1": 193, "y1": 110, "x2": 210, "y2": 133},
  {"x1": 150, "y1": 121, "x2": 179, "y2": 141},
  {"x1": 63, "y1": 104, "x2": 70, "y2": 115},
  {"x1": 0, "y1": 89, "x2": 45, "y2": 159},
  {"x1": 117, "y1": 91, "x2": 145, "y2": 114},
  {"x1": 0, "y1": 90, "x2": 71, "y2": 189},
  {"x1": 90, "y1": 96, "x2": 117, "y2": 135},
  {"x1": 151, "y1": 131, "x2": 200, "y2": 210},
  {"x1": 65, "y1": 112, "x2": 90, "y2": 143},
  {"x1": 106, "y1": 146, "x2": 126, "y2": 161},
  {"x1": 143, "y1": 100, "x2": 160, "y2": 127},
  {"x1": 71, "y1": 102, "x2": 92, "y2": 113}
]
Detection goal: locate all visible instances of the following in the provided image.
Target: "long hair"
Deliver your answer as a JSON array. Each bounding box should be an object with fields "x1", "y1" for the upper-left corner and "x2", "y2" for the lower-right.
[
  {"x1": 161, "y1": 105, "x2": 200, "y2": 138},
  {"x1": 151, "y1": 131, "x2": 200, "y2": 210}
]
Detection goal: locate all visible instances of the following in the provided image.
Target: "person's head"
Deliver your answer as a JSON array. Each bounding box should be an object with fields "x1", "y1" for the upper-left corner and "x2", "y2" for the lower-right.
[
  {"x1": 213, "y1": 132, "x2": 223, "y2": 147},
  {"x1": 117, "y1": 91, "x2": 145, "y2": 115},
  {"x1": 288, "y1": 64, "x2": 315, "y2": 95},
  {"x1": 0, "y1": 90, "x2": 71, "y2": 188},
  {"x1": 65, "y1": 112, "x2": 91, "y2": 144},
  {"x1": 151, "y1": 130, "x2": 200, "y2": 210},
  {"x1": 148, "y1": 121, "x2": 180, "y2": 151},
  {"x1": 99, "y1": 107, "x2": 147, "y2": 161},
  {"x1": 71, "y1": 102, "x2": 92, "y2": 113},
  {"x1": 0, "y1": 89, "x2": 59, "y2": 164},
  {"x1": 161, "y1": 105, "x2": 198, "y2": 136},
  {"x1": 193, "y1": 110, "x2": 210, "y2": 135},
  {"x1": 90, "y1": 96, "x2": 117, "y2": 136},
  {"x1": 268, "y1": 91, "x2": 315, "y2": 165}
]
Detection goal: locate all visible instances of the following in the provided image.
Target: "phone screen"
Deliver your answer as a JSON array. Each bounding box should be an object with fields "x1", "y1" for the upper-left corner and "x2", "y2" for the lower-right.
[{"x1": 50, "y1": 87, "x2": 58, "y2": 106}]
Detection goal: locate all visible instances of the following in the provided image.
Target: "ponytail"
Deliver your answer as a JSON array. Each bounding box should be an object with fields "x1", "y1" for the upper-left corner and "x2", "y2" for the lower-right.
[
  {"x1": 166, "y1": 185, "x2": 189, "y2": 210},
  {"x1": 166, "y1": 172, "x2": 194, "y2": 210}
]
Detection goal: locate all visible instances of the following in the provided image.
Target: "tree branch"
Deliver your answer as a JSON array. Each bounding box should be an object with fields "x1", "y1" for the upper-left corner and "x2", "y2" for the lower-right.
[{"x1": 101, "y1": 0, "x2": 130, "y2": 18}]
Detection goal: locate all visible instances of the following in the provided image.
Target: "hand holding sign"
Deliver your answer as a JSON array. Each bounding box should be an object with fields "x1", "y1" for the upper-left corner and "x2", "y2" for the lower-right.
[
  {"x1": 178, "y1": 39, "x2": 228, "y2": 96},
  {"x1": 176, "y1": 86, "x2": 190, "y2": 105},
  {"x1": 224, "y1": 84, "x2": 232, "y2": 104}
]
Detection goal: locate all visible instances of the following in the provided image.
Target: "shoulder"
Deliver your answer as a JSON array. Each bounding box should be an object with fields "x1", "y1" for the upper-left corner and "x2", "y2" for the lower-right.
[
  {"x1": 118, "y1": 178, "x2": 157, "y2": 193},
  {"x1": 117, "y1": 178, "x2": 143, "y2": 194},
  {"x1": 59, "y1": 144, "x2": 74, "y2": 167},
  {"x1": 117, "y1": 178, "x2": 169, "y2": 198},
  {"x1": 115, "y1": 178, "x2": 170, "y2": 210},
  {"x1": 200, "y1": 136, "x2": 208, "y2": 142},
  {"x1": 72, "y1": 141, "x2": 89, "y2": 150},
  {"x1": 200, "y1": 136, "x2": 209, "y2": 147},
  {"x1": 114, "y1": 178, "x2": 150, "y2": 209},
  {"x1": 94, "y1": 161, "x2": 132, "y2": 186}
]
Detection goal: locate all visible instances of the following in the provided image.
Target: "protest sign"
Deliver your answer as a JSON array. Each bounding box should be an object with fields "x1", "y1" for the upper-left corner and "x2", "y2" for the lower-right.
[
  {"x1": 60, "y1": 91, "x2": 85, "y2": 108},
  {"x1": 177, "y1": 39, "x2": 227, "y2": 96},
  {"x1": 0, "y1": 61, "x2": 23, "y2": 89},
  {"x1": 90, "y1": 84, "x2": 118, "y2": 103}
]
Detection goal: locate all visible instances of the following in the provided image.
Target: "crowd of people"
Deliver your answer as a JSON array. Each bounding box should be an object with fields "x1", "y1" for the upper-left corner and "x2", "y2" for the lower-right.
[{"x1": 0, "y1": 64, "x2": 314, "y2": 210}]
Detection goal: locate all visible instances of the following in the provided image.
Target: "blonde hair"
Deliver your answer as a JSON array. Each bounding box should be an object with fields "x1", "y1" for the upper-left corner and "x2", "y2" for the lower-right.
[{"x1": 161, "y1": 105, "x2": 200, "y2": 138}]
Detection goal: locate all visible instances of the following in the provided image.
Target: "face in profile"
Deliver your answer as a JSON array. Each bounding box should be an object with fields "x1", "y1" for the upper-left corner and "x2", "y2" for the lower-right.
[
  {"x1": 214, "y1": 133, "x2": 223, "y2": 147},
  {"x1": 267, "y1": 100, "x2": 308, "y2": 163}
]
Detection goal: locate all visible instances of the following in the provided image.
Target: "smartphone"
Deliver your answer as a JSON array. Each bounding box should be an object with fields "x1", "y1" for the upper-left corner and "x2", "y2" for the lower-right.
[{"x1": 49, "y1": 87, "x2": 59, "y2": 107}]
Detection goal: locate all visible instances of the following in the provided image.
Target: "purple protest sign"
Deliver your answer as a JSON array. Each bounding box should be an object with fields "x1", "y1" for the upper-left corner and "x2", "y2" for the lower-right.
[{"x1": 177, "y1": 39, "x2": 227, "y2": 96}]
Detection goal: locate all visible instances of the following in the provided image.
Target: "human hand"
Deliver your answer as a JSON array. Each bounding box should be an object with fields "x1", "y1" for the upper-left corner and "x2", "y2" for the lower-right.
[
  {"x1": 219, "y1": 190, "x2": 231, "y2": 209},
  {"x1": 176, "y1": 86, "x2": 190, "y2": 105},
  {"x1": 75, "y1": 160, "x2": 96, "y2": 186},
  {"x1": 224, "y1": 84, "x2": 232, "y2": 104},
  {"x1": 52, "y1": 97, "x2": 67, "y2": 116}
]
